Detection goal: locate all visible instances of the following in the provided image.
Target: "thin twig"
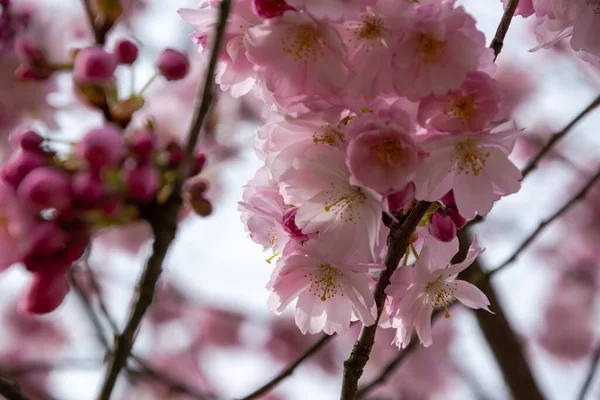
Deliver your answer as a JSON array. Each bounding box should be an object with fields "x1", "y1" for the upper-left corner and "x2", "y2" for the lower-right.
[
  {"x1": 521, "y1": 94, "x2": 600, "y2": 179},
  {"x1": 237, "y1": 334, "x2": 332, "y2": 400},
  {"x1": 0, "y1": 377, "x2": 30, "y2": 400},
  {"x1": 577, "y1": 344, "x2": 600, "y2": 400},
  {"x1": 487, "y1": 168, "x2": 600, "y2": 278},
  {"x1": 490, "y1": 0, "x2": 520, "y2": 58},
  {"x1": 340, "y1": 201, "x2": 431, "y2": 400},
  {"x1": 95, "y1": 2, "x2": 232, "y2": 398}
]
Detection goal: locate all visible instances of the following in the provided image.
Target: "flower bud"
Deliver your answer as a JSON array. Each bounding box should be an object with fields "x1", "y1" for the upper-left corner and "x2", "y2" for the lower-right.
[
  {"x1": 78, "y1": 125, "x2": 125, "y2": 170},
  {"x1": 164, "y1": 141, "x2": 184, "y2": 168},
  {"x1": 387, "y1": 184, "x2": 414, "y2": 212},
  {"x1": 124, "y1": 162, "x2": 159, "y2": 203},
  {"x1": 157, "y1": 48, "x2": 189, "y2": 81},
  {"x1": 429, "y1": 210, "x2": 457, "y2": 243},
  {"x1": 441, "y1": 190, "x2": 457, "y2": 207},
  {"x1": 252, "y1": 0, "x2": 292, "y2": 18},
  {"x1": 14, "y1": 64, "x2": 51, "y2": 80},
  {"x1": 18, "y1": 167, "x2": 72, "y2": 211},
  {"x1": 282, "y1": 207, "x2": 308, "y2": 241},
  {"x1": 1, "y1": 151, "x2": 46, "y2": 187},
  {"x1": 18, "y1": 130, "x2": 44, "y2": 152},
  {"x1": 129, "y1": 129, "x2": 156, "y2": 161},
  {"x1": 191, "y1": 153, "x2": 207, "y2": 176},
  {"x1": 15, "y1": 36, "x2": 47, "y2": 68},
  {"x1": 73, "y1": 46, "x2": 118, "y2": 84},
  {"x1": 19, "y1": 272, "x2": 70, "y2": 314},
  {"x1": 447, "y1": 207, "x2": 467, "y2": 229},
  {"x1": 114, "y1": 38, "x2": 138, "y2": 65},
  {"x1": 72, "y1": 171, "x2": 104, "y2": 207}
]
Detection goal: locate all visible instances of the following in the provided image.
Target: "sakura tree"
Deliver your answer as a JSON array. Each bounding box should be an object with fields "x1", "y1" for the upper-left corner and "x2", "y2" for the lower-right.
[{"x1": 0, "y1": 0, "x2": 599, "y2": 399}]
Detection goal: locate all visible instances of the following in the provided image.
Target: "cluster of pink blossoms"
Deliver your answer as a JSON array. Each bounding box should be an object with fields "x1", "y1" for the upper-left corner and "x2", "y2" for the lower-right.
[
  {"x1": 503, "y1": 0, "x2": 600, "y2": 62},
  {"x1": 183, "y1": 0, "x2": 522, "y2": 347}
]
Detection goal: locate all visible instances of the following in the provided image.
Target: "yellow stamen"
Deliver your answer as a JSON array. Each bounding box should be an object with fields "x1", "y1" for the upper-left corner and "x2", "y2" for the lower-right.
[
  {"x1": 265, "y1": 252, "x2": 280, "y2": 264},
  {"x1": 418, "y1": 33, "x2": 445, "y2": 63}
]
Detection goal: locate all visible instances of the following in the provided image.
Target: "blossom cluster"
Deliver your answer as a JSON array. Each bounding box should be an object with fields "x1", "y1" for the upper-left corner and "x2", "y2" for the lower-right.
[
  {"x1": 505, "y1": 0, "x2": 600, "y2": 62},
  {"x1": 0, "y1": 0, "x2": 224, "y2": 314},
  {"x1": 181, "y1": 0, "x2": 523, "y2": 347}
]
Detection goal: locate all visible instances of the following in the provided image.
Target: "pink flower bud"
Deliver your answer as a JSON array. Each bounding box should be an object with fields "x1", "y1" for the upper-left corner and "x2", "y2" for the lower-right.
[
  {"x1": 78, "y1": 125, "x2": 125, "y2": 170},
  {"x1": 18, "y1": 167, "x2": 72, "y2": 211},
  {"x1": 387, "y1": 184, "x2": 415, "y2": 212},
  {"x1": 441, "y1": 190, "x2": 457, "y2": 207},
  {"x1": 447, "y1": 207, "x2": 467, "y2": 229},
  {"x1": 15, "y1": 36, "x2": 47, "y2": 67},
  {"x1": 1, "y1": 151, "x2": 46, "y2": 187},
  {"x1": 72, "y1": 171, "x2": 104, "y2": 207},
  {"x1": 429, "y1": 210, "x2": 457, "y2": 243},
  {"x1": 124, "y1": 162, "x2": 159, "y2": 203},
  {"x1": 114, "y1": 39, "x2": 138, "y2": 65},
  {"x1": 14, "y1": 64, "x2": 51, "y2": 80},
  {"x1": 129, "y1": 129, "x2": 155, "y2": 161},
  {"x1": 165, "y1": 141, "x2": 184, "y2": 168},
  {"x1": 191, "y1": 153, "x2": 207, "y2": 176},
  {"x1": 19, "y1": 272, "x2": 70, "y2": 314},
  {"x1": 19, "y1": 130, "x2": 44, "y2": 152},
  {"x1": 73, "y1": 46, "x2": 118, "y2": 84},
  {"x1": 282, "y1": 207, "x2": 309, "y2": 241},
  {"x1": 157, "y1": 48, "x2": 189, "y2": 81},
  {"x1": 252, "y1": 0, "x2": 292, "y2": 18}
]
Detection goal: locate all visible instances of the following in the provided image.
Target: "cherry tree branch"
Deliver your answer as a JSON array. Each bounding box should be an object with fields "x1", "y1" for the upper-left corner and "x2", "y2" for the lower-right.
[
  {"x1": 340, "y1": 201, "x2": 431, "y2": 400},
  {"x1": 355, "y1": 338, "x2": 418, "y2": 399},
  {"x1": 0, "y1": 377, "x2": 30, "y2": 400},
  {"x1": 355, "y1": 169, "x2": 600, "y2": 396},
  {"x1": 238, "y1": 334, "x2": 333, "y2": 400},
  {"x1": 521, "y1": 94, "x2": 600, "y2": 179},
  {"x1": 487, "y1": 167, "x2": 600, "y2": 278},
  {"x1": 490, "y1": 0, "x2": 519, "y2": 58},
  {"x1": 95, "y1": 2, "x2": 232, "y2": 398},
  {"x1": 577, "y1": 343, "x2": 600, "y2": 400}
]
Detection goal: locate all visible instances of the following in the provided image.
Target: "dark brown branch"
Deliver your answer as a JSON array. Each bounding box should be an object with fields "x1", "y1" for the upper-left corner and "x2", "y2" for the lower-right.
[
  {"x1": 95, "y1": 2, "x2": 231, "y2": 398},
  {"x1": 457, "y1": 231, "x2": 544, "y2": 400},
  {"x1": 340, "y1": 201, "x2": 431, "y2": 400},
  {"x1": 490, "y1": 0, "x2": 520, "y2": 58},
  {"x1": 521, "y1": 94, "x2": 600, "y2": 179},
  {"x1": 355, "y1": 338, "x2": 418, "y2": 399},
  {"x1": 238, "y1": 334, "x2": 333, "y2": 400},
  {"x1": 487, "y1": 168, "x2": 600, "y2": 278},
  {"x1": 577, "y1": 343, "x2": 600, "y2": 400},
  {"x1": 0, "y1": 377, "x2": 30, "y2": 400}
]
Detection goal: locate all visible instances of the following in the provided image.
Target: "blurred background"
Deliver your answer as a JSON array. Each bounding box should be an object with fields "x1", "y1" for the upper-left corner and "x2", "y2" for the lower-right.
[{"x1": 0, "y1": 0, "x2": 599, "y2": 399}]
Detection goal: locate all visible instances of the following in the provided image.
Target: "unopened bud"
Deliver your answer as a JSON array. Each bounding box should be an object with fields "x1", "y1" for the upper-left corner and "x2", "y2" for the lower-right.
[
  {"x1": 157, "y1": 48, "x2": 189, "y2": 81},
  {"x1": 429, "y1": 210, "x2": 457, "y2": 243}
]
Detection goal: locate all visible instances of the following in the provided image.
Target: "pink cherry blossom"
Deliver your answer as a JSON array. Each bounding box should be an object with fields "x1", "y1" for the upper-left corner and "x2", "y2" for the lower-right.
[
  {"x1": 391, "y1": 2, "x2": 486, "y2": 101},
  {"x1": 418, "y1": 71, "x2": 505, "y2": 133},
  {"x1": 344, "y1": 107, "x2": 424, "y2": 194},
  {"x1": 501, "y1": 0, "x2": 535, "y2": 17},
  {"x1": 259, "y1": 110, "x2": 345, "y2": 182},
  {"x1": 245, "y1": 10, "x2": 347, "y2": 100},
  {"x1": 570, "y1": 2, "x2": 600, "y2": 57},
  {"x1": 267, "y1": 240, "x2": 381, "y2": 334},
  {"x1": 286, "y1": 0, "x2": 375, "y2": 21},
  {"x1": 340, "y1": 0, "x2": 415, "y2": 100},
  {"x1": 413, "y1": 122, "x2": 522, "y2": 219},
  {"x1": 281, "y1": 146, "x2": 385, "y2": 263},
  {"x1": 239, "y1": 166, "x2": 299, "y2": 259},
  {"x1": 179, "y1": 0, "x2": 261, "y2": 97},
  {"x1": 387, "y1": 236, "x2": 490, "y2": 347}
]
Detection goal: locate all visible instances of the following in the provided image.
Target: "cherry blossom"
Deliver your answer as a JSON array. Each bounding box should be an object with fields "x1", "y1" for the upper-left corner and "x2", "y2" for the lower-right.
[
  {"x1": 267, "y1": 240, "x2": 381, "y2": 334},
  {"x1": 413, "y1": 122, "x2": 522, "y2": 219},
  {"x1": 387, "y1": 236, "x2": 491, "y2": 347}
]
